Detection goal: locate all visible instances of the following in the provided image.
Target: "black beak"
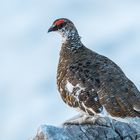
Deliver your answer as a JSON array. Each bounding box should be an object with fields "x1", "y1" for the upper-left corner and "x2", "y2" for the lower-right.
[{"x1": 48, "y1": 25, "x2": 57, "y2": 33}]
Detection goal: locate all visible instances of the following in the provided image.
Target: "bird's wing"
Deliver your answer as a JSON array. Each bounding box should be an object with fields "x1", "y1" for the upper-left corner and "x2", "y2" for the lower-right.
[
  {"x1": 69, "y1": 50, "x2": 140, "y2": 117},
  {"x1": 67, "y1": 57, "x2": 103, "y2": 114}
]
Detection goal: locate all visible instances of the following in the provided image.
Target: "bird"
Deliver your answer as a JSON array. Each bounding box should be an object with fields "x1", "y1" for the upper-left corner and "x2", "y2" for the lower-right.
[{"x1": 48, "y1": 18, "x2": 140, "y2": 124}]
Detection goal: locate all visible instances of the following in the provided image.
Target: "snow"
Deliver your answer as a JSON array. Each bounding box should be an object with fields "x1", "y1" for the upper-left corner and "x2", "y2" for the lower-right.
[{"x1": 0, "y1": 1, "x2": 140, "y2": 140}]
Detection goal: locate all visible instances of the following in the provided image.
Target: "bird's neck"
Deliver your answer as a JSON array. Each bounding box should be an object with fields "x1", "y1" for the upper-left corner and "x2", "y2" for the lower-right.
[{"x1": 61, "y1": 29, "x2": 82, "y2": 48}]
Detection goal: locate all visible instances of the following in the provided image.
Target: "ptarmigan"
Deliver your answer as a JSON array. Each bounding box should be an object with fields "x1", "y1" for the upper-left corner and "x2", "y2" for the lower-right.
[{"x1": 48, "y1": 18, "x2": 140, "y2": 124}]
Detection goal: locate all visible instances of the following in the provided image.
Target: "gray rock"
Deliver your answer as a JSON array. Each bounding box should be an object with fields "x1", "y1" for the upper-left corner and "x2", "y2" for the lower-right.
[{"x1": 31, "y1": 117, "x2": 140, "y2": 140}]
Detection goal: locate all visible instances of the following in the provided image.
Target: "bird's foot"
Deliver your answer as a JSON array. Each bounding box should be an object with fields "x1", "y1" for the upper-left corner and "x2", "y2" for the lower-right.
[
  {"x1": 63, "y1": 114, "x2": 96, "y2": 125},
  {"x1": 95, "y1": 116, "x2": 109, "y2": 126}
]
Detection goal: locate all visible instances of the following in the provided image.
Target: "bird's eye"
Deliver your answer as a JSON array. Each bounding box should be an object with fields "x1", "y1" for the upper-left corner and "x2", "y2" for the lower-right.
[{"x1": 57, "y1": 22, "x2": 66, "y2": 29}]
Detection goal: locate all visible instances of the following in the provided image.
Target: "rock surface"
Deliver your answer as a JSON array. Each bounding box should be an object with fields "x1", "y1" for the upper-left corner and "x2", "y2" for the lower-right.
[{"x1": 31, "y1": 117, "x2": 140, "y2": 140}]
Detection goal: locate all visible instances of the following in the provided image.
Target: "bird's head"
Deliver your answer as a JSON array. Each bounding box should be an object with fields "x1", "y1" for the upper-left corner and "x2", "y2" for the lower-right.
[{"x1": 48, "y1": 18, "x2": 79, "y2": 42}]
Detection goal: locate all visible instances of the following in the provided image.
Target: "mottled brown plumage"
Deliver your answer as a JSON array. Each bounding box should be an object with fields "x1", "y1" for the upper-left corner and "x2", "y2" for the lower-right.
[{"x1": 48, "y1": 18, "x2": 140, "y2": 120}]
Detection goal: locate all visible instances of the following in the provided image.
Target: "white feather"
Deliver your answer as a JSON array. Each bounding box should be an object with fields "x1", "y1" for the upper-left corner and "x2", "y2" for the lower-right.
[{"x1": 65, "y1": 81, "x2": 74, "y2": 93}]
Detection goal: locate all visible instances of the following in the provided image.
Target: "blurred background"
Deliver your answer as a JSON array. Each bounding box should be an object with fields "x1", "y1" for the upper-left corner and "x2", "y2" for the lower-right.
[{"x1": 0, "y1": 0, "x2": 140, "y2": 139}]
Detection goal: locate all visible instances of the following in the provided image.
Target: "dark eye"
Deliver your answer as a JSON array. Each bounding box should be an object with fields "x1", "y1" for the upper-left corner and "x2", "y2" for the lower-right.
[{"x1": 57, "y1": 22, "x2": 66, "y2": 29}]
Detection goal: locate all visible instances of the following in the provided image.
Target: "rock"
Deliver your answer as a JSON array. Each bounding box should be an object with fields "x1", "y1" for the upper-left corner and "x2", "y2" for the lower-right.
[{"x1": 31, "y1": 117, "x2": 140, "y2": 140}]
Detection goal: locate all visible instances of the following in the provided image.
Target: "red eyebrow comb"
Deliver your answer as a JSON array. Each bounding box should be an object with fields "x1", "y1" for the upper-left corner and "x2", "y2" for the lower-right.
[{"x1": 54, "y1": 20, "x2": 65, "y2": 26}]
